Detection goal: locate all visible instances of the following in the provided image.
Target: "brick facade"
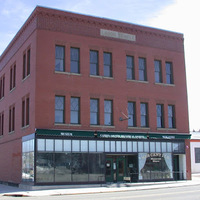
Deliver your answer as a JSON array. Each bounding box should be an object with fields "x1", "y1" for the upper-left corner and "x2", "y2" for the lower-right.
[{"x1": 0, "y1": 6, "x2": 190, "y2": 184}]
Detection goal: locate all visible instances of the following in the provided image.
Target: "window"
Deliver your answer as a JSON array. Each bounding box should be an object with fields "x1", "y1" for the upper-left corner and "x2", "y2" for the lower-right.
[
  {"x1": 90, "y1": 50, "x2": 99, "y2": 75},
  {"x1": 9, "y1": 105, "x2": 15, "y2": 132},
  {"x1": 55, "y1": 96, "x2": 65, "y2": 123},
  {"x1": 10, "y1": 64, "x2": 16, "y2": 91},
  {"x1": 22, "y1": 96, "x2": 30, "y2": 127},
  {"x1": 90, "y1": 99, "x2": 99, "y2": 125},
  {"x1": 156, "y1": 104, "x2": 164, "y2": 128},
  {"x1": 104, "y1": 52, "x2": 112, "y2": 77},
  {"x1": 23, "y1": 53, "x2": 26, "y2": 79},
  {"x1": 168, "y1": 105, "x2": 175, "y2": 128},
  {"x1": 166, "y1": 62, "x2": 173, "y2": 84},
  {"x1": 139, "y1": 57, "x2": 147, "y2": 81},
  {"x1": 154, "y1": 60, "x2": 162, "y2": 83},
  {"x1": 70, "y1": 48, "x2": 80, "y2": 73},
  {"x1": 70, "y1": 97, "x2": 80, "y2": 124},
  {"x1": 55, "y1": 45, "x2": 65, "y2": 72},
  {"x1": 23, "y1": 48, "x2": 31, "y2": 79},
  {"x1": 128, "y1": 102, "x2": 136, "y2": 127},
  {"x1": 195, "y1": 148, "x2": 200, "y2": 163},
  {"x1": 0, "y1": 112, "x2": 4, "y2": 136},
  {"x1": 140, "y1": 103, "x2": 148, "y2": 127},
  {"x1": 104, "y1": 100, "x2": 113, "y2": 126},
  {"x1": 0, "y1": 75, "x2": 5, "y2": 99},
  {"x1": 127, "y1": 56, "x2": 134, "y2": 80},
  {"x1": 27, "y1": 49, "x2": 31, "y2": 76}
]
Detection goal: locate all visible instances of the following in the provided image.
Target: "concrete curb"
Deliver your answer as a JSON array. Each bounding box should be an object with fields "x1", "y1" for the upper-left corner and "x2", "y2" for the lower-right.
[{"x1": 2, "y1": 180, "x2": 200, "y2": 197}]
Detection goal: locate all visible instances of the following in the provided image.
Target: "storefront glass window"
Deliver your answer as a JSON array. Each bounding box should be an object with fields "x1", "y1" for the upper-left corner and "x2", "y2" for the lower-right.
[
  {"x1": 116, "y1": 141, "x2": 121, "y2": 152},
  {"x1": 156, "y1": 142, "x2": 161, "y2": 152},
  {"x1": 36, "y1": 153, "x2": 54, "y2": 182},
  {"x1": 144, "y1": 142, "x2": 149, "y2": 152},
  {"x1": 37, "y1": 139, "x2": 45, "y2": 151},
  {"x1": 81, "y1": 140, "x2": 88, "y2": 152},
  {"x1": 97, "y1": 141, "x2": 104, "y2": 152},
  {"x1": 46, "y1": 139, "x2": 54, "y2": 151},
  {"x1": 64, "y1": 140, "x2": 71, "y2": 152},
  {"x1": 55, "y1": 140, "x2": 63, "y2": 152},
  {"x1": 139, "y1": 153, "x2": 172, "y2": 180},
  {"x1": 72, "y1": 140, "x2": 80, "y2": 152},
  {"x1": 89, "y1": 153, "x2": 105, "y2": 182},
  {"x1": 122, "y1": 141, "x2": 127, "y2": 152},
  {"x1": 105, "y1": 141, "x2": 110, "y2": 152},
  {"x1": 133, "y1": 141, "x2": 137, "y2": 152},
  {"x1": 55, "y1": 153, "x2": 71, "y2": 182},
  {"x1": 89, "y1": 141, "x2": 96, "y2": 152},
  {"x1": 72, "y1": 153, "x2": 89, "y2": 182},
  {"x1": 22, "y1": 138, "x2": 35, "y2": 182},
  {"x1": 167, "y1": 142, "x2": 172, "y2": 152},
  {"x1": 111, "y1": 141, "x2": 116, "y2": 152},
  {"x1": 127, "y1": 141, "x2": 132, "y2": 152},
  {"x1": 162, "y1": 142, "x2": 167, "y2": 152},
  {"x1": 138, "y1": 142, "x2": 143, "y2": 152}
]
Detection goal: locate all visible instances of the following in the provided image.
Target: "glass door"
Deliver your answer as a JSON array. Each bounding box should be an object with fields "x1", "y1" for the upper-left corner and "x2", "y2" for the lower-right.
[
  {"x1": 117, "y1": 156, "x2": 126, "y2": 182},
  {"x1": 105, "y1": 157, "x2": 114, "y2": 182},
  {"x1": 173, "y1": 155, "x2": 180, "y2": 180}
]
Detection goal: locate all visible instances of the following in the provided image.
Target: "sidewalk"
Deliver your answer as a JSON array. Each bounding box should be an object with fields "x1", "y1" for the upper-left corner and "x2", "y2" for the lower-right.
[{"x1": 1, "y1": 174, "x2": 200, "y2": 197}]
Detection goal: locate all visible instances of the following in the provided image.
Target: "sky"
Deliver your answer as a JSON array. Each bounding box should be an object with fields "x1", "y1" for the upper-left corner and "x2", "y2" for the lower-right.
[{"x1": 0, "y1": 0, "x2": 199, "y2": 131}]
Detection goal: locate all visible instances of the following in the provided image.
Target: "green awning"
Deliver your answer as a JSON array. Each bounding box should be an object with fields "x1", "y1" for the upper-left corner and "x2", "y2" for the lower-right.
[{"x1": 35, "y1": 129, "x2": 190, "y2": 139}]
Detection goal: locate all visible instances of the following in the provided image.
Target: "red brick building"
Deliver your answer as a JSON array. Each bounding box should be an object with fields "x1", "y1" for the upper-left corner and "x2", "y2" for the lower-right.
[{"x1": 0, "y1": 6, "x2": 190, "y2": 186}]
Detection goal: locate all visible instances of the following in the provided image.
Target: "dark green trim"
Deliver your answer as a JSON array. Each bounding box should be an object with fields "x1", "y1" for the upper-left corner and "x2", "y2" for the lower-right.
[{"x1": 35, "y1": 129, "x2": 191, "y2": 139}]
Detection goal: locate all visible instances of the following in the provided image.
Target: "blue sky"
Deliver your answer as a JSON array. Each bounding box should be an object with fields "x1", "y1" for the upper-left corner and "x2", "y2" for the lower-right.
[{"x1": 0, "y1": 0, "x2": 199, "y2": 131}]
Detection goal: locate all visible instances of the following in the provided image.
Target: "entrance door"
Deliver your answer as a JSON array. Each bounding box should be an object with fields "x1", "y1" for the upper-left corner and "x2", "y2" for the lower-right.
[
  {"x1": 105, "y1": 156, "x2": 126, "y2": 182},
  {"x1": 173, "y1": 155, "x2": 180, "y2": 180},
  {"x1": 105, "y1": 158, "x2": 114, "y2": 182},
  {"x1": 116, "y1": 157, "x2": 125, "y2": 182}
]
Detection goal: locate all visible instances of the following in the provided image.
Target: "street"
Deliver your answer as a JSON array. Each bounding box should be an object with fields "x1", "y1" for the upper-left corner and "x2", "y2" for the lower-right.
[{"x1": 1, "y1": 185, "x2": 200, "y2": 200}]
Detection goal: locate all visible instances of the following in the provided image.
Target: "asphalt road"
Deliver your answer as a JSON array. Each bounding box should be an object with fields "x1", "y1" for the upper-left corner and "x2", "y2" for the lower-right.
[{"x1": 2, "y1": 185, "x2": 200, "y2": 200}]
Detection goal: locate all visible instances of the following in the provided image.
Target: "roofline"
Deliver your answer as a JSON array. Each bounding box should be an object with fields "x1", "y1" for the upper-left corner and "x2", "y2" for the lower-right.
[
  {"x1": 37, "y1": 5, "x2": 183, "y2": 36},
  {"x1": 0, "y1": 5, "x2": 184, "y2": 63}
]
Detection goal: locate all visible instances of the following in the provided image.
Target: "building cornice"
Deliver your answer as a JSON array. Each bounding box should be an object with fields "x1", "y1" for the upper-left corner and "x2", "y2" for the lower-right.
[{"x1": 0, "y1": 6, "x2": 184, "y2": 70}]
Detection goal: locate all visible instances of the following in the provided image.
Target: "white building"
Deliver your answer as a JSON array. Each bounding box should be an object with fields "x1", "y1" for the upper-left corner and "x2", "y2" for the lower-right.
[{"x1": 190, "y1": 131, "x2": 200, "y2": 173}]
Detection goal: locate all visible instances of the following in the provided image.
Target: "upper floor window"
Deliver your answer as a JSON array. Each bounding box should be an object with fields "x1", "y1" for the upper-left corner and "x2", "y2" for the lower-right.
[
  {"x1": 127, "y1": 56, "x2": 134, "y2": 80},
  {"x1": 166, "y1": 62, "x2": 173, "y2": 84},
  {"x1": 156, "y1": 104, "x2": 164, "y2": 128},
  {"x1": 0, "y1": 75, "x2": 5, "y2": 99},
  {"x1": 9, "y1": 105, "x2": 15, "y2": 133},
  {"x1": 55, "y1": 96, "x2": 65, "y2": 123},
  {"x1": 154, "y1": 60, "x2": 162, "y2": 83},
  {"x1": 90, "y1": 50, "x2": 99, "y2": 76},
  {"x1": 104, "y1": 52, "x2": 112, "y2": 77},
  {"x1": 104, "y1": 100, "x2": 113, "y2": 126},
  {"x1": 140, "y1": 103, "x2": 148, "y2": 127},
  {"x1": 70, "y1": 97, "x2": 80, "y2": 124},
  {"x1": 22, "y1": 96, "x2": 30, "y2": 127},
  {"x1": 0, "y1": 112, "x2": 4, "y2": 136},
  {"x1": 168, "y1": 105, "x2": 176, "y2": 128},
  {"x1": 10, "y1": 64, "x2": 16, "y2": 91},
  {"x1": 128, "y1": 102, "x2": 136, "y2": 127},
  {"x1": 23, "y1": 48, "x2": 31, "y2": 79},
  {"x1": 70, "y1": 48, "x2": 80, "y2": 74},
  {"x1": 55, "y1": 45, "x2": 65, "y2": 72},
  {"x1": 90, "y1": 99, "x2": 99, "y2": 125},
  {"x1": 139, "y1": 57, "x2": 147, "y2": 81}
]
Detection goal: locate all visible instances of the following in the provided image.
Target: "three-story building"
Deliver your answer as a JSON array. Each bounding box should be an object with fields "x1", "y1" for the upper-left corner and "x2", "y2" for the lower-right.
[{"x1": 0, "y1": 6, "x2": 190, "y2": 186}]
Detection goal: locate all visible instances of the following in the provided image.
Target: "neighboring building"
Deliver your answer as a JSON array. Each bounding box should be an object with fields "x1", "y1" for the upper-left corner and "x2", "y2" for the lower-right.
[
  {"x1": 190, "y1": 131, "x2": 200, "y2": 174},
  {"x1": 0, "y1": 6, "x2": 191, "y2": 186}
]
